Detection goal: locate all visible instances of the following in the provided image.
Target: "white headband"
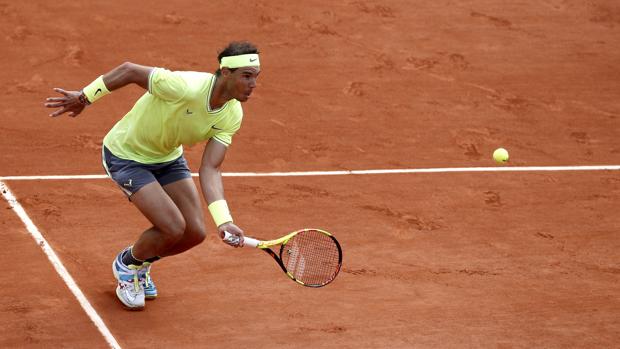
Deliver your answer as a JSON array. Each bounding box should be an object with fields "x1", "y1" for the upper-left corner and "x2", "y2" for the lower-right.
[{"x1": 220, "y1": 54, "x2": 260, "y2": 69}]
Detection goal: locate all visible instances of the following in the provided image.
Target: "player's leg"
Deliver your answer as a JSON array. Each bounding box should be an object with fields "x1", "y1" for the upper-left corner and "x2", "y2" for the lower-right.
[
  {"x1": 149, "y1": 153, "x2": 207, "y2": 257},
  {"x1": 103, "y1": 146, "x2": 186, "y2": 307},
  {"x1": 158, "y1": 177, "x2": 207, "y2": 257},
  {"x1": 102, "y1": 146, "x2": 187, "y2": 257},
  {"x1": 128, "y1": 154, "x2": 204, "y2": 300},
  {"x1": 126, "y1": 181, "x2": 190, "y2": 301},
  {"x1": 128, "y1": 182, "x2": 187, "y2": 259}
]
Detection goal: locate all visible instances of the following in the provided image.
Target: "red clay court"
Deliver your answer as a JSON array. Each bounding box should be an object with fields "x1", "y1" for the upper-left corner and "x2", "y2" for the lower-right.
[{"x1": 1, "y1": 1, "x2": 619, "y2": 348}]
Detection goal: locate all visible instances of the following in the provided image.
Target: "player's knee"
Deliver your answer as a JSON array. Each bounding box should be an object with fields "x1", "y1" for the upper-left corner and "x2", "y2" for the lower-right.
[
  {"x1": 185, "y1": 221, "x2": 207, "y2": 246},
  {"x1": 158, "y1": 218, "x2": 186, "y2": 244}
]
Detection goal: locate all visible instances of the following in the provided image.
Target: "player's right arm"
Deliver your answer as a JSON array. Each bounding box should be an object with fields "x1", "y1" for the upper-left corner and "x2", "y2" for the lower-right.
[{"x1": 44, "y1": 62, "x2": 153, "y2": 117}]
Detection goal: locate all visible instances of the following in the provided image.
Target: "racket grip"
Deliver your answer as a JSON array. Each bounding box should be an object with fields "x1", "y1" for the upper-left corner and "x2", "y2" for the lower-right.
[{"x1": 223, "y1": 231, "x2": 259, "y2": 248}]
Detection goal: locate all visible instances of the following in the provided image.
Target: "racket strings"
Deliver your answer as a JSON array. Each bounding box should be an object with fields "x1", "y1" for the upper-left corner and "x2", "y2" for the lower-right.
[{"x1": 281, "y1": 230, "x2": 341, "y2": 286}]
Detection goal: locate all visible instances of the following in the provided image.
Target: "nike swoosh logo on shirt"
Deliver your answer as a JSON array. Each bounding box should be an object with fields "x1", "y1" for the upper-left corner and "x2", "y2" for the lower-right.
[
  {"x1": 211, "y1": 125, "x2": 223, "y2": 130},
  {"x1": 186, "y1": 109, "x2": 193, "y2": 115}
]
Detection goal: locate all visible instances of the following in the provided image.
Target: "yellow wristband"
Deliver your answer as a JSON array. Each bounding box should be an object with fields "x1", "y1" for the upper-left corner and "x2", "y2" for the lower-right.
[
  {"x1": 82, "y1": 75, "x2": 110, "y2": 104},
  {"x1": 208, "y1": 200, "x2": 233, "y2": 227}
]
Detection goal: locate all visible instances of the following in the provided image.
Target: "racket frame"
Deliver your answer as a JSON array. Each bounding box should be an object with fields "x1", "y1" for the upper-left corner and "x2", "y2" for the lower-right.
[{"x1": 224, "y1": 229, "x2": 343, "y2": 287}]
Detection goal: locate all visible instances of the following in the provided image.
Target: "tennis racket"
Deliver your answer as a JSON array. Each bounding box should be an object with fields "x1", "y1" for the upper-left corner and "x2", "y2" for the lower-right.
[{"x1": 223, "y1": 228, "x2": 342, "y2": 287}]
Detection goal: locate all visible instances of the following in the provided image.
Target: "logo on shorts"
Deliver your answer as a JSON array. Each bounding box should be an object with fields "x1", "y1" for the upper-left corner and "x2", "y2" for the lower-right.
[
  {"x1": 186, "y1": 109, "x2": 193, "y2": 115},
  {"x1": 123, "y1": 179, "x2": 133, "y2": 188}
]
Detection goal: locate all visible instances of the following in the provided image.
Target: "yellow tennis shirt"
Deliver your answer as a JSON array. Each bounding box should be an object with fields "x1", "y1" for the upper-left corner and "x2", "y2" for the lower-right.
[{"x1": 103, "y1": 68, "x2": 243, "y2": 164}]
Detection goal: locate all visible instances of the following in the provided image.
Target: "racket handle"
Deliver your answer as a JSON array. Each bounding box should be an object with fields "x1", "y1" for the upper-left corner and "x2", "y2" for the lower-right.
[{"x1": 223, "y1": 231, "x2": 259, "y2": 248}]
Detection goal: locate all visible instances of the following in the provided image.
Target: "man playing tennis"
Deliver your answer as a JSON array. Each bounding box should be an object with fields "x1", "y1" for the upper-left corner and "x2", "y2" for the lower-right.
[{"x1": 44, "y1": 41, "x2": 259, "y2": 310}]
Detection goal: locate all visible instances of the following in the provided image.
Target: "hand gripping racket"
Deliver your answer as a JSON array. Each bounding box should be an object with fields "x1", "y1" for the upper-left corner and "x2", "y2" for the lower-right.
[{"x1": 223, "y1": 229, "x2": 342, "y2": 287}]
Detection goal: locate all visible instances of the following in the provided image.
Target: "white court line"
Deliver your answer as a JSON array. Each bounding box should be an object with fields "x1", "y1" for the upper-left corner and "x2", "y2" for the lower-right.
[
  {"x1": 0, "y1": 165, "x2": 619, "y2": 181},
  {"x1": 0, "y1": 181, "x2": 122, "y2": 349}
]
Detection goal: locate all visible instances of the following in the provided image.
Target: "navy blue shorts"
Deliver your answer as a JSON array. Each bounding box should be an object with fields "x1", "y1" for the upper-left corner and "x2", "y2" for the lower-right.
[{"x1": 102, "y1": 146, "x2": 192, "y2": 197}]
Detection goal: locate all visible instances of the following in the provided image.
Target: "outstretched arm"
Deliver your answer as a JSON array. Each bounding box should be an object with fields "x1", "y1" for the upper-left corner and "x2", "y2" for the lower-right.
[
  {"x1": 44, "y1": 62, "x2": 153, "y2": 117},
  {"x1": 200, "y1": 139, "x2": 245, "y2": 247}
]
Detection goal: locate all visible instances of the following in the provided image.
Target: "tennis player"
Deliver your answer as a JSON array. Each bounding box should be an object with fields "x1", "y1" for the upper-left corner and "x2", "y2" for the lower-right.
[{"x1": 44, "y1": 41, "x2": 260, "y2": 310}]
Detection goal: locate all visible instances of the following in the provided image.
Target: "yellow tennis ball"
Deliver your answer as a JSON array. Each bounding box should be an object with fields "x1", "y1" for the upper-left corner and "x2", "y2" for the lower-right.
[{"x1": 493, "y1": 148, "x2": 509, "y2": 163}]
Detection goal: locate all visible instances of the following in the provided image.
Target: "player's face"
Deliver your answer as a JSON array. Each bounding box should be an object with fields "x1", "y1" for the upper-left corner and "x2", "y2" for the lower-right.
[{"x1": 228, "y1": 67, "x2": 260, "y2": 102}]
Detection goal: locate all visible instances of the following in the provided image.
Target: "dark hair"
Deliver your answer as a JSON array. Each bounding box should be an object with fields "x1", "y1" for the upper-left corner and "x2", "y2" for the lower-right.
[{"x1": 215, "y1": 41, "x2": 259, "y2": 76}]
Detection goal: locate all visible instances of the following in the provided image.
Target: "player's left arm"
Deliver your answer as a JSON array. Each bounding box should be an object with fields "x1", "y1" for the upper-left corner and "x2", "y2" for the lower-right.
[{"x1": 199, "y1": 138, "x2": 245, "y2": 247}]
